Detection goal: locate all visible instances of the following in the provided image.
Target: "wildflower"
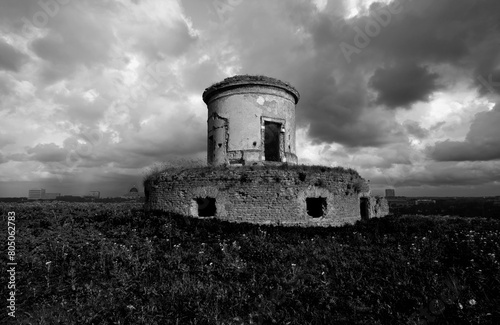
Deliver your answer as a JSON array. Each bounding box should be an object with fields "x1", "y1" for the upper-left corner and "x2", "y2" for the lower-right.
[
  {"x1": 127, "y1": 305, "x2": 136, "y2": 310},
  {"x1": 469, "y1": 299, "x2": 476, "y2": 306},
  {"x1": 458, "y1": 303, "x2": 463, "y2": 309}
]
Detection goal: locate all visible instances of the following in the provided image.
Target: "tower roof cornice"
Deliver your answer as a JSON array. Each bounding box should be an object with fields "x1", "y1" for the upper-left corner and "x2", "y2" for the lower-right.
[{"x1": 202, "y1": 75, "x2": 300, "y2": 104}]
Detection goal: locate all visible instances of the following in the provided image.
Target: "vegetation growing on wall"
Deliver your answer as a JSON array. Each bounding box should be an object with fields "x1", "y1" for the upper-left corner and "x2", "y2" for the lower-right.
[
  {"x1": 143, "y1": 159, "x2": 207, "y2": 186},
  {"x1": 353, "y1": 178, "x2": 366, "y2": 194},
  {"x1": 143, "y1": 163, "x2": 360, "y2": 190}
]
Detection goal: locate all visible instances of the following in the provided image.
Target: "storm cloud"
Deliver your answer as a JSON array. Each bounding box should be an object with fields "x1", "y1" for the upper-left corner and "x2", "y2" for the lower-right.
[
  {"x1": 26, "y1": 143, "x2": 67, "y2": 163},
  {"x1": 430, "y1": 104, "x2": 500, "y2": 161},
  {"x1": 1, "y1": 0, "x2": 499, "y2": 196},
  {"x1": 0, "y1": 39, "x2": 28, "y2": 72},
  {"x1": 369, "y1": 63, "x2": 442, "y2": 109}
]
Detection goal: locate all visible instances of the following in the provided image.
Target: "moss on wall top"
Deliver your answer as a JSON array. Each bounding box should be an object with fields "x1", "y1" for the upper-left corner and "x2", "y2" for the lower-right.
[
  {"x1": 202, "y1": 75, "x2": 300, "y2": 104},
  {"x1": 143, "y1": 163, "x2": 361, "y2": 188}
]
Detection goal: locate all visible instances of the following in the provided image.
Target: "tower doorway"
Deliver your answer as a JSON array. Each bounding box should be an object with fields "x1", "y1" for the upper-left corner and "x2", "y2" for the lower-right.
[{"x1": 264, "y1": 121, "x2": 281, "y2": 162}]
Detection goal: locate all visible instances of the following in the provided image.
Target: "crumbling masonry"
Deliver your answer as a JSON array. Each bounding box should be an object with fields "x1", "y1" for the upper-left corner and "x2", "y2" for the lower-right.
[{"x1": 144, "y1": 75, "x2": 388, "y2": 226}]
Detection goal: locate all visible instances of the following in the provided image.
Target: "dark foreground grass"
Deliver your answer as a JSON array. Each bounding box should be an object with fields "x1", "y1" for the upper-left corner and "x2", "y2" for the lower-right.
[{"x1": 1, "y1": 202, "x2": 499, "y2": 324}]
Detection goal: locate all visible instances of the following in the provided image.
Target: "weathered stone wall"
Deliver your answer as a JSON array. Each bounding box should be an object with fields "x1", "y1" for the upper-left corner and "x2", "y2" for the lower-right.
[
  {"x1": 203, "y1": 75, "x2": 299, "y2": 166},
  {"x1": 144, "y1": 165, "x2": 388, "y2": 227},
  {"x1": 370, "y1": 196, "x2": 390, "y2": 219}
]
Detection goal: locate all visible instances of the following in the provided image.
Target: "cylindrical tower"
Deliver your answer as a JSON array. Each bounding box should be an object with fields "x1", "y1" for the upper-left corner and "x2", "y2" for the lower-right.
[{"x1": 202, "y1": 75, "x2": 300, "y2": 166}]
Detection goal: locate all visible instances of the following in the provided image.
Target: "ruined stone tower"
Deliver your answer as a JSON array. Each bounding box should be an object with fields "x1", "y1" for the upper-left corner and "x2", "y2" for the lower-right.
[
  {"x1": 144, "y1": 75, "x2": 389, "y2": 226},
  {"x1": 202, "y1": 75, "x2": 299, "y2": 166}
]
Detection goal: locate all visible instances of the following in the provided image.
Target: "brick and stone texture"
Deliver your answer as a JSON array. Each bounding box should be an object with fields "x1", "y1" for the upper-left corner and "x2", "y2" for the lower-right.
[
  {"x1": 144, "y1": 165, "x2": 389, "y2": 227},
  {"x1": 145, "y1": 75, "x2": 389, "y2": 226}
]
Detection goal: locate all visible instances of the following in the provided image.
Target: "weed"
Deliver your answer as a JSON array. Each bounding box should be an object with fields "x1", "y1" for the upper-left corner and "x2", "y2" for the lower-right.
[{"x1": 1, "y1": 202, "x2": 498, "y2": 324}]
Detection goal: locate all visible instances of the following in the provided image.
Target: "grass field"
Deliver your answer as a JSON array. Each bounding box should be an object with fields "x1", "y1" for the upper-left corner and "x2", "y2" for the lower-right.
[{"x1": 1, "y1": 202, "x2": 499, "y2": 324}]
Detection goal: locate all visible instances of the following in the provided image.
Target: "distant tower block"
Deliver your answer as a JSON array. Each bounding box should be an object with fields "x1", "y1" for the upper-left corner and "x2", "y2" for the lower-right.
[
  {"x1": 202, "y1": 75, "x2": 300, "y2": 166},
  {"x1": 385, "y1": 189, "x2": 395, "y2": 197}
]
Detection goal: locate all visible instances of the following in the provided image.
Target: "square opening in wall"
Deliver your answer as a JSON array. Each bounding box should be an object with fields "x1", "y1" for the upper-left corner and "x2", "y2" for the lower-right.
[
  {"x1": 306, "y1": 197, "x2": 326, "y2": 218},
  {"x1": 196, "y1": 197, "x2": 216, "y2": 217}
]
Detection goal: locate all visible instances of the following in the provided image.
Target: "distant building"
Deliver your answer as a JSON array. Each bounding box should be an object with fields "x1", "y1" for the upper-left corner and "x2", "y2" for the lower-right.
[
  {"x1": 85, "y1": 191, "x2": 101, "y2": 199},
  {"x1": 28, "y1": 188, "x2": 46, "y2": 200},
  {"x1": 415, "y1": 199, "x2": 436, "y2": 205},
  {"x1": 386, "y1": 197, "x2": 412, "y2": 208},
  {"x1": 385, "y1": 189, "x2": 395, "y2": 197},
  {"x1": 0, "y1": 197, "x2": 28, "y2": 203},
  {"x1": 42, "y1": 193, "x2": 61, "y2": 200},
  {"x1": 122, "y1": 186, "x2": 145, "y2": 199},
  {"x1": 28, "y1": 188, "x2": 60, "y2": 200},
  {"x1": 57, "y1": 195, "x2": 87, "y2": 202}
]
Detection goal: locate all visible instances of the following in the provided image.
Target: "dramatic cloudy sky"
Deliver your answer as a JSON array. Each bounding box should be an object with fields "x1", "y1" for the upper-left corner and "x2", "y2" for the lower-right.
[{"x1": 0, "y1": 0, "x2": 499, "y2": 197}]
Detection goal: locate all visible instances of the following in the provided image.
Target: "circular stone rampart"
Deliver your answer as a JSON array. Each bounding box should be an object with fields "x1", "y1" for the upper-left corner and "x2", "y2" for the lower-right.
[{"x1": 144, "y1": 165, "x2": 385, "y2": 227}]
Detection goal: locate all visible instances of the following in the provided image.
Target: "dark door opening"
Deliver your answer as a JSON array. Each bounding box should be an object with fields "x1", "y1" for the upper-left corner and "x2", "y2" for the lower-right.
[
  {"x1": 196, "y1": 197, "x2": 216, "y2": 217},
  {"x1": 306, "y1": 197, "x2": 327, "y2": 218},
  {"x1": 264, "y1": 121, "x2": 281, "y2": 162},
  {"x1": 360, "y1": 197, "x2": 369, "y2": 220}
]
